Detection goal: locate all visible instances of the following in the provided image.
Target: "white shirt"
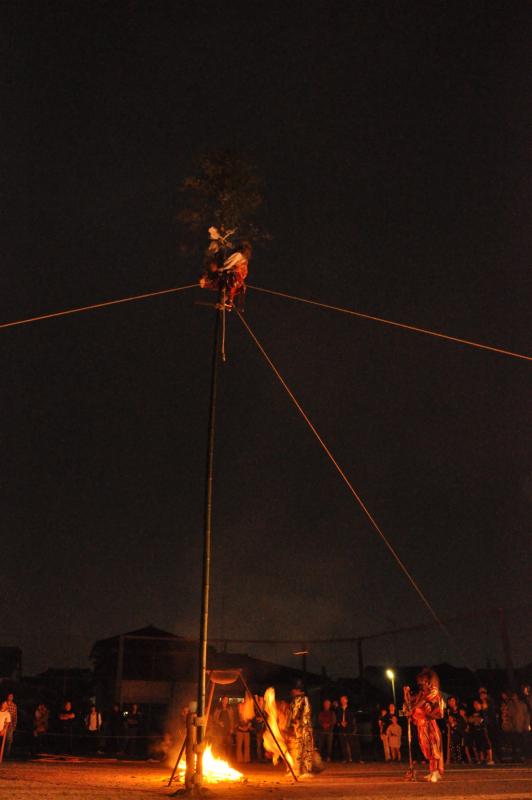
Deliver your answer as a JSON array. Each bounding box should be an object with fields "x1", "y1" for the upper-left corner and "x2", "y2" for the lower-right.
[{"x1": 86, "y1": 710, "x2": 101, "y2": 732}]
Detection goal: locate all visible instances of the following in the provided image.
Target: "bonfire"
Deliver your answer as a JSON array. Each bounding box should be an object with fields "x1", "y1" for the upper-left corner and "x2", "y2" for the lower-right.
[{"x1": 177, "y1": 744, "x2": 244, "y2": 784}]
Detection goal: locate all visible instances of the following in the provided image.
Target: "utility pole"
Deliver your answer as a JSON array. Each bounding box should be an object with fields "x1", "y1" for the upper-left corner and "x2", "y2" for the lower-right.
[
  {"x1": 357, "y1": 637, "x2": 365, "y2": 702},
  {"x1": 498, "y1": 607, "x2": 516, "y2": 691}
]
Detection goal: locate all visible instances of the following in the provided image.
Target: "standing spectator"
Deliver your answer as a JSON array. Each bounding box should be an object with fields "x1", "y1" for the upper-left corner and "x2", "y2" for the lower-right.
[
  {"x1": 107, "y1": 703, "x2": 125, "y2": 754},
  {"x1": 124, "y1": 703, "x2": 143, "y2": 758},
  {"x1": 370, "y1": 704, "x2": 382, "y2": 762},
  {"x1": 253, "y1": 696, "x2": 265, "y2": 762},
  {"x1": 468, "y1": 700, "x2": 490, "y2": 764},
  {"x1": 522, "y1": 685, "x2": 532, "y2": 758},
  {"x1": 212, "y1": 696, "x2": 235, "y2": 759},
  {"x1": 317, "y1": 698, "x2": 336, "y2": 762},
  {"x1": 4, "y1": 693, "x2": 17, "y2": 758},
  {"x1": 336, "y1": 695, "x2": 362, "y2": 763},
  {"x1": 478, "y1": 688, "x2": 497, "y2": 764},
  {"x1": 459, "y1": 705, "x2": 474, "y2": 764},
  {"x1": 499, "y1": 691, "x2": 512, "y2": 759},
  {"x1": 378, "y1": 707, "x2": 391, "y2": 761},
  {"x1": 235, "y1": 701, "x2": 251, "y2": 763},
  {"x1": 386, "y1": 714, "x2": 402, "y2": 761},
  {"x1": 445, "y1": 697, "x2": 463, "y2": 764},
  {"x1": 507, "y1": 691, "x2": 530, "y2": 763},
  {"x1": 331, "y1": 699, "x2": 340, "y2": 760},
  {"x1": 33, "y1": 703, "x2": 50, "y2": 754},
  {"x1": 522, "y1": 685, "x2": 532, "y2": 719},
  {"x1": 58, "y1": 701, "x2": 76, "y2": 754},
  {"x1": 85, "y1": 704, "x2": 103, "y2": 754}
]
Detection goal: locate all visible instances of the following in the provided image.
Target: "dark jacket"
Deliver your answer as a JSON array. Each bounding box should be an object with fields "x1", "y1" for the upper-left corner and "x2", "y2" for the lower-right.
[{"x1": 335, "y1": 705, "x2": 357, "y2": 733}]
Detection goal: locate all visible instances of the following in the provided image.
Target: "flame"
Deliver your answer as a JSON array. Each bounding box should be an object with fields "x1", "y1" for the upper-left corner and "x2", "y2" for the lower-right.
[
  {"x1": 178, "y1": 744, "x2": 244, "y2": 783},
  {"x1": 263, "y1": 686, "x2": 294, "y2": 769}
]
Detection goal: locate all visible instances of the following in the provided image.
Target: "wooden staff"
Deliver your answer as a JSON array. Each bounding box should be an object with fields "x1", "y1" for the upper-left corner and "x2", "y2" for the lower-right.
[{"x1": 403, "y1": 686, "x2": 416, "y2": 781}]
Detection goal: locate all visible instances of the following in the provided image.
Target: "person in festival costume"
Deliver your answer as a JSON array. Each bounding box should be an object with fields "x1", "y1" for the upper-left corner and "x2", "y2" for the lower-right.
[
  {"x1": 199, "y1": 226, "x2": 232, "y2": 290},
  {"x1": 220, "y1": 241, "x2": 251, "y2": 307},
  {"x1": 199, "y1": 227, "x2": 251, "y2": 309},
  {"x1": 286, "y1": 679, "x2": 314, "y2": 779},
  {"x1": 404, "y1": 668, "x2": 445, "y2": 783}
]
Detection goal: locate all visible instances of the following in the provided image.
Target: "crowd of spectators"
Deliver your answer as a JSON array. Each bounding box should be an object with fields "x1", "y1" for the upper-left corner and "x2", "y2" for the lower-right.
[
  {"x1": 0, "y1": 694, "x2": 149, "y2": 759},
  {"x1": 316, "y1": 694, "x2": 364, "y2": 763},
  {"x1": 183, "y1": 685, "x2": 531, "y2": 767},
  {"x1": 366, "y1": 685, "x2": 531, "y2": 766},
  {"x1": 0, "y1": 682, "x2": 530, "y2": 765},
  {"x1": 186, "y1": 684, "x2": 531, "y2": 767},
  {"x1": 444, "y1": 687, "x2": 531, "y2": 765}
]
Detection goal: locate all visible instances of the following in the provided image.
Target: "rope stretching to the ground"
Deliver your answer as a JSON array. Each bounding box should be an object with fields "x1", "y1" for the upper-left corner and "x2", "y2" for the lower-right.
[
  {"x1": 0, "y1": 284, "x2": 197, "y2": 331},
  {"x1": 247, "y1": 284, "x2": 531, "y2": 363},
  {"x1": 236, "y1": 307, "x2": 476, "y2": 671}
]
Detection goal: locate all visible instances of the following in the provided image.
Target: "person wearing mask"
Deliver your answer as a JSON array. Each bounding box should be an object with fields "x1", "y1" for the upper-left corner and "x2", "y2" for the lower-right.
[{"x1": 404, "y1": 668, "x2": 444, "y2": 783}]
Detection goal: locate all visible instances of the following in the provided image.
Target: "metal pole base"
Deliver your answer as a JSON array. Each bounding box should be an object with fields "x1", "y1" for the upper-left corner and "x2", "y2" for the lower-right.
[{"x1": 404, "y1": 767, "x2": 417, "y2": 781}]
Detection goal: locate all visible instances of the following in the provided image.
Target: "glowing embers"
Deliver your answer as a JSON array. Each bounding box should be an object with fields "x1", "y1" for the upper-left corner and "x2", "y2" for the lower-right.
[{"x1": 178, "y1": 744, "x2": 244, "y2": 783}]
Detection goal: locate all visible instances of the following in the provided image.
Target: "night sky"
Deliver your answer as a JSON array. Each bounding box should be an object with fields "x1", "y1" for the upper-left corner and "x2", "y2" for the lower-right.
[{"x1": 2, "y1": 1, "x2": 531, "y2": 679}]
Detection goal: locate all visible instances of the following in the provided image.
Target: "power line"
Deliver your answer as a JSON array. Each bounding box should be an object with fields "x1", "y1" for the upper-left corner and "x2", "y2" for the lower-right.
[
  {"x1": 247, "y1": 284, "x2": 531, "y2": 363},
  {"x1": 210, "y1": 603, "x2": 532, "y2": 647},
  {"x1": 236, "y1": 308, "x2": 475, "y2": 672},
  {"x1": 0, "y1": 284, "x2": 197, "y2": 332}
]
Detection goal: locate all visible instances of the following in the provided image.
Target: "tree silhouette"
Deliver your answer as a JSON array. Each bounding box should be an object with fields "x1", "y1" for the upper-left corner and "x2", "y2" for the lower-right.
[{"x1": 177, "y1": 150, "x2": 268, "y2": 255}]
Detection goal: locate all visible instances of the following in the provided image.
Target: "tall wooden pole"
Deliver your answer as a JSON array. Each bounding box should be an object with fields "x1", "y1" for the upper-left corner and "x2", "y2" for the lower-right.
[{"x1": 195, "y1": 304, "x2": 222, "y2": 788}]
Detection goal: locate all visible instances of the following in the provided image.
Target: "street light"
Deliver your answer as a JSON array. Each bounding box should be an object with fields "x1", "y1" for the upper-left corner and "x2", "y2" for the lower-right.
[{"x1": 386, "y1": 668, "x2": 396, "y2": 708}]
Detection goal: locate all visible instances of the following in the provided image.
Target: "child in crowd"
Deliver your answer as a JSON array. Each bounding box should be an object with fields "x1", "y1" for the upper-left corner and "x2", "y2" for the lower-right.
[{"x1": 386, "y1": 714, "x2": 402, "y2": 761}]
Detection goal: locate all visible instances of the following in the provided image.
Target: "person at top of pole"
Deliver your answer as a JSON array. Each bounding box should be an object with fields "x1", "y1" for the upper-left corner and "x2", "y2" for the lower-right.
[{"x1": 199, "y1": 226, "x2": 251, "y2": 309}]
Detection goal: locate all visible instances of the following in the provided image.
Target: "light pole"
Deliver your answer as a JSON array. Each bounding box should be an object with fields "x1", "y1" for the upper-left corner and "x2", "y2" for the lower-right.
[{"x1": 386, "y1": 668, "x2": 396, "y2": 708}]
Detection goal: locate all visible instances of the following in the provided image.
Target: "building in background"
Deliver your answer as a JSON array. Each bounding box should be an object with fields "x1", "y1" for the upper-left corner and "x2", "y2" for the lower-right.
[{"x1": 90, "y1": 625, "x2": 323, "y2": 735}]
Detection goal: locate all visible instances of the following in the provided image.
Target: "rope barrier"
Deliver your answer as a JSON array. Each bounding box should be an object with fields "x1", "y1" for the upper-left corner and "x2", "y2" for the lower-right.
[
  {"x1": 236, "y1": 309, "x2": 476, "y2": 672},
  {"x1": 0, "y1": 284, "x2": 197, "y2": 332},
  {"x1": 247, "y1": 285, "x2": 531, "y2": 363}
]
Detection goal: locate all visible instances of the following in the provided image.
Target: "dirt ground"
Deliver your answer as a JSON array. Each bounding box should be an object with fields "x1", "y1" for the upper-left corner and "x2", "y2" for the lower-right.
[{"x1": 0, "y1": 758, "x2": 531, "y2": 800}]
